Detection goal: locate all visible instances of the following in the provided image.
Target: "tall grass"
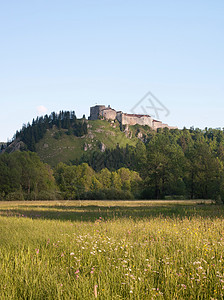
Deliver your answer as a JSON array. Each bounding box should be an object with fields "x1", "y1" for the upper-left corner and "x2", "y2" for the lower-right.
[{"x1": 0, "y1": 201, "x2": 224, "y2": 299}]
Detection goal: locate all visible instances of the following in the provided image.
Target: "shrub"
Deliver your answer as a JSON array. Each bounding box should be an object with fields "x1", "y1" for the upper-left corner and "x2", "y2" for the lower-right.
[
  {"x1": 6, "y1": 191, "x2": 24, "y2": 201},
  {"x1": 80, "y1": 189, "x2": 134, "y2": 200}
]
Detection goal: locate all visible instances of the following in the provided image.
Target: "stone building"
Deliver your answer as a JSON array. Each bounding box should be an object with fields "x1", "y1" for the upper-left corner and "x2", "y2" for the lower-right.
[
  {"x1": 89, "y1": 105, "x2": 106, "y2": 120},
  {"x1": 101, "y1": 107, "x2": 117, "y2": 120},
  {"x1": 117, "y1": 113, "x2": 153, "y2": 127},
  {"x1": 89, "y1": 105, "x2": 177, "y2": 130}
]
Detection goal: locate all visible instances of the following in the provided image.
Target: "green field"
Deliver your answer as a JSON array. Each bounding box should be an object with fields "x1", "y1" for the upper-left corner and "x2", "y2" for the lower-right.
[{"x1": 0, "y1": 200, "x2": 224, "y2": 299}]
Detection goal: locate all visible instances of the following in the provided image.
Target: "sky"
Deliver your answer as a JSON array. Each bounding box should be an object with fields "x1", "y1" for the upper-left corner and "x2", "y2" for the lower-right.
[{"x1": 0, "y1": 0, "x2": 224, "y2": 141}]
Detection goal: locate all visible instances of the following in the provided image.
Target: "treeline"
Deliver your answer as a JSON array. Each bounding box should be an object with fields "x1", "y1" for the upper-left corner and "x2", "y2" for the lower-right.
[
  {"x1": 54, "y1": 163, "x2": 141, "y2": 200},
  {"x1": 79, "y1": 127, "x2": 224, "y2": 201},
  {"x1": 80, "y1": 144, "x2": 137, "y2": 172},
  {"x1": 14, "y1": 111, "x2": 88, "y2": 151},
  {"x1": 0, "y1": 152, "x2": 141, "y2": 200},
  {"x1": 0, "y1": 152, "x2": 58, "y2": 200},
  {"x1": 2, "y1": 126, "x2": 224, "y2": 201}
]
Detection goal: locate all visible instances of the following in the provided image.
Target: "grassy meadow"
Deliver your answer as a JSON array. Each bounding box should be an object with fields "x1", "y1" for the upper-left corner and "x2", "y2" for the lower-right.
[
  {"x1": 0, "y1": 200, "x2": 224, "y2": 299},
  {"x1": 36, "y1": 120, "x2": 138, "y2": 167}
]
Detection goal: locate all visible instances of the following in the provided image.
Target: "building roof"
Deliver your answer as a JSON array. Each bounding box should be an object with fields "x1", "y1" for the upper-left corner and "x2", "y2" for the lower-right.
[
  {"x1": 91, "y1": 105, "x2": 105, "y2": 108},
  {"x1": 102, "y1": 107, "x2": 116, "y2": 112},
  {"x1": 123, "y1": 113, "x2": 151, "y2": 118}
]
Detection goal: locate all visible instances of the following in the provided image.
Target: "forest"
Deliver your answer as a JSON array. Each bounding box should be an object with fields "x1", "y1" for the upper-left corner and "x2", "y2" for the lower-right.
[
  {"x1": 4, "y1": 111, "x2": 88, "y2": 152},
  {"x1": 1, "y1": 112, "x2": 224, "y2": 201}
]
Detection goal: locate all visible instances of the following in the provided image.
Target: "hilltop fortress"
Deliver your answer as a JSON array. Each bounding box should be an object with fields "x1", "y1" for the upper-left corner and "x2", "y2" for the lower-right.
[{"x1": 89, "y1": 105, "x2": 177, "y2": 130}]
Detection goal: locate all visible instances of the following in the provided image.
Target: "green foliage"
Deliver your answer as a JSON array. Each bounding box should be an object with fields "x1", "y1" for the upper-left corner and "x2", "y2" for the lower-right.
[
  {"x1": 137, "y1": 127, "x2": 224, "y2": 200},
  {"x1": 80, "y1": 144, "x2": 139, "y2": 172},
  {"x1": 35, "y1": 119, "x2": 138, "y2": 167},
  {"x1": 0, "y1": 152, "x2": 58, "y2": 200},
  {"x1": 14, "y1": 111, "x2": 88, "y2": 151},
  {"x1": 3, "y1": 120, "x2": 224, "y2": 201},
  {"x1": 81, "y1": 188, "x2": 134, "y2": 200},
  {"x1": 53, "y1": 131, "x2": 63, "y2": 140},
  {"x1": 54, "y1": 164, "x2": 141, "y2": 200}
]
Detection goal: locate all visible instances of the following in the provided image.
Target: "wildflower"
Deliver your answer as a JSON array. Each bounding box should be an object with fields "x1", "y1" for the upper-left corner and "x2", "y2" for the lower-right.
[
  {"x1": 75, "y1": 270, "x2": 79, "y2": 274},
  {"x1": 193, "y1": 261, "x2": 201, "y2": 265},
  {"x1": 35, "y1": 248, "x2": 39, "y2": 255},
  {"x1": 70, "y1": 252, "x2": 74, "y2": 255},
  {"x1": 94, "y1": 285, "x2": 98, "y2": 298}
]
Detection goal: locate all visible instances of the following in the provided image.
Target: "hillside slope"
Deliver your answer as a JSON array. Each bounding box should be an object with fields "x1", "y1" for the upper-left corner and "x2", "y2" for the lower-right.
[{"x1": 36, "y1": 119, "x2": 141, "y2": 167}]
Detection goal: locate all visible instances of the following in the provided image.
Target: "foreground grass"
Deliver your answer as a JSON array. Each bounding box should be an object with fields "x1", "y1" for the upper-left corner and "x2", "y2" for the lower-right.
[{"x1": 0, "y1": 201, "x2": 224, "y2": 299}]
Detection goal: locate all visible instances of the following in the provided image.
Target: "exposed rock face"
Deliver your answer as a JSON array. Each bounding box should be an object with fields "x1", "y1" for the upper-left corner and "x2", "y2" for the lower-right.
[
  {"x1": 136, "y1": 130, "x2": 146, "y2": 142},
  {"x1": 99, "y1": 142, "x2": 106, "y2": 152},
  {"x1": 137, "y1": 131, "x2": 143, "y2": 139},
  {"x1": 124, "y1": 125, "x2": 132, "y2": 139},
  {"x1": 84, "y1": 143, "x2": 88, "y2": 151},
  {"x1": 87, "y1": 133, "x2": 95, "y2": 139},
  {"x1": 84, "y1": 143, "x2": 93, "y2": 151},
  {"x1": 1, "y1": 139, "x2": 26, "y2": 154}
]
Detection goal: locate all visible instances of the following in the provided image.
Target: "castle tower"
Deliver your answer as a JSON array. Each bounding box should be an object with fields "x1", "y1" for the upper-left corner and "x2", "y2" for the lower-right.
[{"x1": 89, "y1": 105, "x2": 106, "y2": 120}]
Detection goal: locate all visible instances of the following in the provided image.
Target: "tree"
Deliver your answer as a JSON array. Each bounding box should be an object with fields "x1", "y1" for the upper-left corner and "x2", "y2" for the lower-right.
[
  {"x1": 0, "y1": 152, "x2": 57, "y2": 200},
  {"x1": 144, "y1": 133, "x2": 185, "y2": 199},
  {"x1": 185, "y1": 142, "x2": 222, "y2": 199},
  {"x1": 97, "y1": 168, "x2": 112, "y2": 189}
]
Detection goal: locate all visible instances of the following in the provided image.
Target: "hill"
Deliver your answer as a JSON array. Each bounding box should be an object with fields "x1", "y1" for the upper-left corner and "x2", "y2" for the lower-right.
[
  {"x1": 1, "y1": 111, "x2": 153, "y2": 167},
  {"x1": 35, "y1": 119, "x2": 142, "y2": 167},
  {"x1": 2, "y1": 116, "x2": 224, "y2": 201}
]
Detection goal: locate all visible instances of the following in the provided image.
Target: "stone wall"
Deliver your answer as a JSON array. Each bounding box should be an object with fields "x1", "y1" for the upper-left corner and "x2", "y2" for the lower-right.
[
  {"x1": 89, "y1": 105, "x2": 105, "y2": 120},
  {"x1": 89, "y1": 105, "x2": 177, "y2": 129},
  {"x1": 121, "y1": 114, "x2": 153, "y2": 127},
  {"x1": 153, "y1": 120, "x2": 166, "y2": 130},
  {"x1": 102, "y1": 108, "x2": 117, "y2": 120},
  {"x1": 153, "y1": 121, "x2": 177, "y2": 130}
]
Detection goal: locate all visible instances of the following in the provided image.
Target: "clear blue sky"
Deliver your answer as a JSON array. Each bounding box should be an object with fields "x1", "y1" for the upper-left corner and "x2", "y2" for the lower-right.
[{"x1": 1, "y1": 0, "x2": 224, "y2": 141}]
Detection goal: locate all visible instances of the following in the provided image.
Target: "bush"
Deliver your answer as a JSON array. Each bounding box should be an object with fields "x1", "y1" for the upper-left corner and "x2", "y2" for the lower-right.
[
  {"x1": 213, "y1": 194, "x2": 224, "y2": 205},
  {"x1": 80, "y1": 189, "x2": 134, "y2": 200},
  {"x1": 6, "y1": 191, "x2": 24, "y2": 201},
  {"x1": 36, "y1": 190, "x2": 63, "y2": 200},
  {"x1": 53, "y1": 131, "x2": 63, "y2": 140}
]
